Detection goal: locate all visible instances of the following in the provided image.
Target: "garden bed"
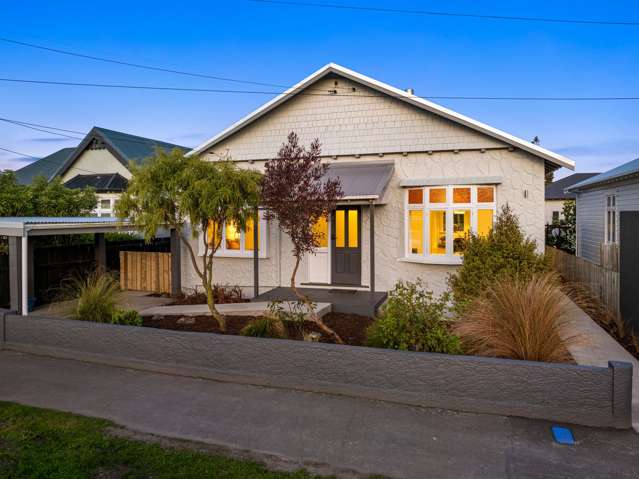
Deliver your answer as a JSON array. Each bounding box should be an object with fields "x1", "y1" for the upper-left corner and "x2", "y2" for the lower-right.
[{"x1": 142, "y1": 312, "x2": 374, "y2": 346}]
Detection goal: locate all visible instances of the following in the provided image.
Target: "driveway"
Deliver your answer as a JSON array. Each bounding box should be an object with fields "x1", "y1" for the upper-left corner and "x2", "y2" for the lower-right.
[{"x1": 0, "y1": 350, "x2": 637, "y2": 479}]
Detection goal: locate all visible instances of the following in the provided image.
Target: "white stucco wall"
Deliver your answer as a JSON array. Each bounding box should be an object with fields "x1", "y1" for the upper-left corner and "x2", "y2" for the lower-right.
[
  {"x1": 61, "y1": 148, "x2": 132, "y2": 183},
  {"x1": 545, "y1": 199, "x2": 565, "y2": 224},
  {"x1": 181, "y1": 74, "x2": 547, "y2": 298}
]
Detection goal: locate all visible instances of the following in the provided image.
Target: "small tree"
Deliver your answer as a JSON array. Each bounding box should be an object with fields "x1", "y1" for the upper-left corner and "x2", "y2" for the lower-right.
[
  {"x1": 116, "y1": 149, "x2": 261, "y2": 330},
  {"x1": 261, "y1": 132, "x2": 344, "y2": 342},
  {"x1": 448, "y1": 205, "x2": 549, "y2": 314}
]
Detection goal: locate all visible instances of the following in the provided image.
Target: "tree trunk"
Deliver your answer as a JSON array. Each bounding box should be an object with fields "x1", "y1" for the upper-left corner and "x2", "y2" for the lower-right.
[
  {"x1": 291, "y1": 254, "x2": 344, "y2": 344},
  {"x1": 205, "y1": 283, "x2": 226, "y2": 331}
]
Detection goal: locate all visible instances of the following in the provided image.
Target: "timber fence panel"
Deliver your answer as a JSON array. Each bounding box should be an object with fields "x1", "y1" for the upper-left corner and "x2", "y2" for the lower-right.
[{"x1": 119, "y1": 251, "x2": 171, "y2": 294}]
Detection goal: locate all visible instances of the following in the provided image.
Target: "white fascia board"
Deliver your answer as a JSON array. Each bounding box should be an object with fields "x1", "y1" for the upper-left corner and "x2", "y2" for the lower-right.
[{"x1": 188, "y1": 63, "x2": 575, "y2": 170}]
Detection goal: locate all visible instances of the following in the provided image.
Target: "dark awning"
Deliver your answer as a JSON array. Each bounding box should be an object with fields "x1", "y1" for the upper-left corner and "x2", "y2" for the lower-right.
[
  {"x1": 323, "y1": 161, "x2": 394, "y2": 203},
  {"x1": 64, "y1": 173, "x2": 128, "y2": 193}
]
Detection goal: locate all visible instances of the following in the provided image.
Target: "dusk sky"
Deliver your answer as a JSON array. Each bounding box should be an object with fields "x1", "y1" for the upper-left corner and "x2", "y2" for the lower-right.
[{"x1": 1, "y1": 0, "x2": 638, "y2": 179}]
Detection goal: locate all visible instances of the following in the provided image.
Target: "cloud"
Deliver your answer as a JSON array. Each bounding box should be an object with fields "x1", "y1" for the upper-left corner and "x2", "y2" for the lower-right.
[
  {"x1": 553, "y1": 137, "x2": 639, "y2": 174},
  {"x1": 27, "y1": 137, "x2": 76, "y2": 144},
  {"x1": 0, "y1": 156, "x2": 33, "y2": 171}
]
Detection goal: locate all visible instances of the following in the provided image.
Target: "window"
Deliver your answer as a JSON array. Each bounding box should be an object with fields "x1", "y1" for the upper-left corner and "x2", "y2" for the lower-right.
[
  {"x1": 100, "y1": 199, "x2": 111, "y2": 209},
  {"x1": 552, "y1": 211, "x2": 560, "y2": 223},
  {"x1": 405, "y1": 185, "x2": 496, "y2": 262},
  {"x1": 312, "y1": 216, "x2": 328, "y2": 248},
  {"x1": 605, "y1": 195, "x2": 617, "y2": 244},
  {"x1": 95, "y1": 196, "x2": 115, "y2": 218},
  {"x1": 205, "y1": 213, "x2": 267, "y2": 257}
]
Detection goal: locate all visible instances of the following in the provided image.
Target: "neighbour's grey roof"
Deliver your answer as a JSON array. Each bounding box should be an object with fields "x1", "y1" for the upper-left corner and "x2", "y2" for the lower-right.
[
  {"x1": 0, "y1": 216, "x2": 132, "y2": 237},
  {"x1": 56, "y1": 127, "x2": 190, "y2": 179},
  {"x1": 324, "y1": 161, "x2": 394, "y2": 201},
  {"x1": 545, "y1": 173, "x2": 600, "y2": 200},
  {"x1": 64, "y1": 173, "x2": 128, "y2": 192},
  {"x1": 567, "y1": 157, "x2": 639, "y2": 192},
  {"x1": 13, "y1": 148, "x2": 76, "y2": 184}
]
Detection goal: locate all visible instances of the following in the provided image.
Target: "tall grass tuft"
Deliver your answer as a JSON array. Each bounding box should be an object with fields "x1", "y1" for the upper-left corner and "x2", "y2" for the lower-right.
[
  {"x1": 70, "y1": 272, "x2": 120, "y2": 323},
  {"x1": 240, "y1": 317, "x2": 287, "y2": 339},
  {"x1": 454, "y1": 273, "x2": 576, "y2": 363}
]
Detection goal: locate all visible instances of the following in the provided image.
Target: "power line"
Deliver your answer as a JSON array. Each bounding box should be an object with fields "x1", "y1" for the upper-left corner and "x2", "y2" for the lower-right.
[
  {"x1": 1, "y1": 77, "x2": 638, "y2": 101},
  {"x1": 0, "y1": 145, "x2": 39, "y2": 159},
  {"x1": 0, "y1": 118, "x2": 85, "y2": 135},
  {"x1": 0, "y1": 36, "x2": 289, "y2": 88},
  {"x1": 0, "y1": 117, "x2": 83, "y2": 140},
  {"x1": 249, "y1": 0, "x2": 639, "y2": 26}
]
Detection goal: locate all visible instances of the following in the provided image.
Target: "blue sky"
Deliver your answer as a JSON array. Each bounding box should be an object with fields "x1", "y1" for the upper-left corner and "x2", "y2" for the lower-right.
[{"x1": 1, "y1": 0, "x2": 638, "y2": 179}]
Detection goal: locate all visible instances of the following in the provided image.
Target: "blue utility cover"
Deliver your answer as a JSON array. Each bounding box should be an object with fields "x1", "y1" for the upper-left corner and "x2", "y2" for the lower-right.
[{"x1": 551, "y1": 426, "x2": 575, "y2": 445}]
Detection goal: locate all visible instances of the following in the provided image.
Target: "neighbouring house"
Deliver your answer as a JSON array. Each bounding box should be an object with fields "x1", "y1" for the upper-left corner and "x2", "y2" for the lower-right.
[
  {"x1": 566, "y1": 157, "x2": 639, "y2": 264},
  {"x1": 545, "y1": 173, "x2": 599, "y2": 224},
  {"x1": 13, "y1": 127, "x2": 188, "y2": 217},
  {"x1": 185, "y1": 63, "x2": 574, "y2": 296}
]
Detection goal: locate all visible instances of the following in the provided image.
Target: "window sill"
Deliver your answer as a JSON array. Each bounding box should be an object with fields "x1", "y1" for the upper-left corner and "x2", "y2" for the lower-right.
[
  {"x1": 201, "y1": 251, "x2": 268, "y2": 259},
  {"x1": 398, "y1": 256, "x2": 463, "y2": 266}
]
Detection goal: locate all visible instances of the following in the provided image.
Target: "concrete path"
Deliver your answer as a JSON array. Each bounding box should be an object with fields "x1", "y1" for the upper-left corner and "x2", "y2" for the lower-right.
[
  {"x1": 562, "y1": 297, "x2": 639, "y2": 432},
  {"x1": 139, "y1": 301, "x2": 332, "y2": 318},
  {"x1": 1, "y1": 350, "x2": 638, "y2": 479}
]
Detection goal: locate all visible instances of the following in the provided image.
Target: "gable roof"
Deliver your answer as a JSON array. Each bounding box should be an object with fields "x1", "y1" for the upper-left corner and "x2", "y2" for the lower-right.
[
  {"x1": 567, "y1": 157, "x2": 639, "y2": 192},
  {"x1": 14, "y1": 147, "x2": 76, "y2": 184},
  {"x1": 188, "y1": 63, "x2": 574, "y2": 169},
  {"x1": 57, "y1": 127, "x2": 189, "y2": 178},
  {"x1": 64, "y1": 173, "x2": 128, "y2": 193},
  {"x1": 545, "y1": 172, "x2": 600, "y2": 200}
]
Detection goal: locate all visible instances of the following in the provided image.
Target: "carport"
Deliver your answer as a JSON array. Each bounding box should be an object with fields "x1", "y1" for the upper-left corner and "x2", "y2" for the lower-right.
[{"x1": 0, "y1": 217, "x2": 181, "y2": 315}]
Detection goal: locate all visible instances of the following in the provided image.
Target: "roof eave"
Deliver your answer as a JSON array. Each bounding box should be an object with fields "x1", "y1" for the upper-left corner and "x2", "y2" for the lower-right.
[{"x1": 188, "y1": 63, "x2": 575, "y2": 170}]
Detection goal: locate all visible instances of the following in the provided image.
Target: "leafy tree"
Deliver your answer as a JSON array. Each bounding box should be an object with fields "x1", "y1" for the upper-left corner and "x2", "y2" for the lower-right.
[
  {"x1": 0, "y1": 171, "x2": 96, "y2": 217},
  {"x1": 116, "y1": 149, "x2": 261, "y2": 330},
  {"x1": 448, "y1": 205, "x2": 549, "y2": 314},
  {"x1": 261, "y1": 132, "x2": 344, "y2": 342},
  {"x1": 561, "y1": 200, "x2": 576, "y2": 252}
]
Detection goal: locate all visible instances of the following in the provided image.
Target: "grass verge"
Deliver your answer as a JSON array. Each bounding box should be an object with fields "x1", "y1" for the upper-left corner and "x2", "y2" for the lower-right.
[{"x1": 0, "y1": 401, "x2": 319, "y2": 479}]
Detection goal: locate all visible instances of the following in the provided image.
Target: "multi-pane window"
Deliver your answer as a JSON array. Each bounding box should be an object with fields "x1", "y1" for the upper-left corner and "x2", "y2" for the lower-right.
[
  {"x1": 605, "y1": 195, "x2": 617, "y2": 244},
  {"x1": 206, "y1": 213, "x2": 267, "y2": 257},
  {"x1": 406, "y1": 185, "x2": 496, "y2": 261}
]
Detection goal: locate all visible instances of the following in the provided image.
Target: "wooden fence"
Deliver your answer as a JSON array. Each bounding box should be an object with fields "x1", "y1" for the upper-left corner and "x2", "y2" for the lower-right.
[
  {"x1": 119, "y1": 251, "x2": 171, "y2": 294},
  {"x1": 546, "y1": 246, "x2": 619, "y2": 318}
]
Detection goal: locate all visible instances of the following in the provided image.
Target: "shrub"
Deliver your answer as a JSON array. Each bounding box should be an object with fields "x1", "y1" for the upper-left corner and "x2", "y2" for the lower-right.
[
  {"x1": 448, "y1": 205, "x2": 548, "y2": 313},
  {"x1": 240, "y1": 317, "x2": 287, "y2": 339},
  {"x1": 453, "y1": 273, "x2": 576, "y2": 362},
  {"x1": 71, "y1": 272, "x2": 120, "y2": 323},
  {"x1": 111, "y1": 309, "x2": 143, "y2": 326},
  {"x1": 366, "y1": 280, "x2": 462, "y2": 354}
]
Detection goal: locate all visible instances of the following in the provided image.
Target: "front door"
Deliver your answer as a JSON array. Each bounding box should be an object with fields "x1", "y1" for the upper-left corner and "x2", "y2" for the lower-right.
[{"x1": 331, "y1": 206, "x2": 361, "y2": 285}]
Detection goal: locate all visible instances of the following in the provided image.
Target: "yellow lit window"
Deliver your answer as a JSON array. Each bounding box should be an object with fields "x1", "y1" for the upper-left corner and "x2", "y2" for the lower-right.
[
  {"x1": 409, "y1": 210, "x2": 423, "y2": 254},
  {"x1": 335, "y1": 210, "x2": 345, "y2": 248},
  {"x1": 312, "y1": 215, "x2": 328, "y2": 248},
  {"x1": 429, "y1": 188, "x2": 446, "y2": 203},
  {"x1": 453, "y1": 209, "x2": 470, "y2": 255},
  {"x1": 453, "y1": 187, "x2": 471, "y2": 203},
  {"x1": 429, "y1": 211, "x2": 446, "y2": 255},
  {"x1": 245, "y1": 218, "x2": 259, "y2": 251},
  {"x1": 477, "y1": 186, "x2": 494, "y2": 203},
  {"x1": 408, "y1": 189, "x2": 423, "y2": 204},
  {"x1": 348, "y1": 209, "x2": 358, "y2": 248},
  {"x1": 207, "y1": 220, "x2": 222, "y2": 248},
  {"x1": 477, "y1": 209, "x2": 494, "y2": 237},
  {"x1": 225, "y1": 222, "x2": 241, "y2": 250}
]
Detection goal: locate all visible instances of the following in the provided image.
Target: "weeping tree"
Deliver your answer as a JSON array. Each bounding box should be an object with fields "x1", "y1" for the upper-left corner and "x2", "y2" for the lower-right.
[
  {"x1": 261, "y1": 132, "x2": 344, "y2": 342},
  {"x1": 116, "y1": 149, "x2": 261, "y2": 330}
]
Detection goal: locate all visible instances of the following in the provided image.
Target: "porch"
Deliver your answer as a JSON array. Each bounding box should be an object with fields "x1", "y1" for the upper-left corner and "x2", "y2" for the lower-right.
[{"x1": 253, "y1": 286, "x2": 387, "y2": 317}]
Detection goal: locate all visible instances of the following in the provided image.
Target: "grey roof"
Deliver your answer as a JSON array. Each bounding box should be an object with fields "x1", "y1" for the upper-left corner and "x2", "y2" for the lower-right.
[
  {"x1": 56, "y1": 127, "x2": 190, "y2": 179},
  {"x1": 13, "y1": 148, "x2": 76, "y2": 184},
  {"x1": 545, "y1": 172, "x2": 600, "y2": 200},
  {"x1": 324, "y1": 161, "x2": 394, "y2": 200},
  {"x1": 0, "y1": 216, "x2": 132, "y2": 237},
  {"x1": 567, "y1": 157, "x2": 639, "y2": 192},
  {"x1": 64, "y1": 173, "x2": 128, "y2": 192}
]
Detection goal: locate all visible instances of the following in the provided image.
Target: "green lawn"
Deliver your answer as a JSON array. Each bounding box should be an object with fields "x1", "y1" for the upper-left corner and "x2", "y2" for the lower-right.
[{"x1": 0, "y1": 401, "x2": 319, "y2": 479}]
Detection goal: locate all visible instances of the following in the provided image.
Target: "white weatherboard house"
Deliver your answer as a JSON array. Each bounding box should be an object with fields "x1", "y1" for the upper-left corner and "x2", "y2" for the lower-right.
[{"x1": 183, "y1": 63, "x2": 574, "y2": 296}]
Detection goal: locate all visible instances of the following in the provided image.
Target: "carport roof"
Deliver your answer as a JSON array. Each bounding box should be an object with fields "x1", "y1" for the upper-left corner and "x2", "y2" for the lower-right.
[{"x1": 0, "y1": 216, "x2": 133, "y2": 237}]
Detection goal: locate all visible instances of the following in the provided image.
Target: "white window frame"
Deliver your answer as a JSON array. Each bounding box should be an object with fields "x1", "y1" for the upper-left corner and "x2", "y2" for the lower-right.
[
  {"x1": 203, "y1": 211, "x2": 268, "y2": 258},
  {"x1": 402, "y1": 185, "x2": 497, "y2": 265},
  {"x1": 94, "y1": 194, "x2": 120, "y2": 218},
  {"x1": 605, "y1": 194, "x2": 617, "y2": 244}
]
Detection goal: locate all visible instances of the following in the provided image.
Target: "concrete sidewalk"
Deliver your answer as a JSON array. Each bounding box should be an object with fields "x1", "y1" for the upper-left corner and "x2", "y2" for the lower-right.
[
  {"x1": 561, "y1": 297, "x2": 639, "y2": 432},
  {"x1": 1, "y1": 350, "x2": 638, "y2": 478}
]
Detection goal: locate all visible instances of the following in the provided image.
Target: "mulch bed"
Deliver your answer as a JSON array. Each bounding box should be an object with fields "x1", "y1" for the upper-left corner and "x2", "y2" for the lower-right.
[{"x1": 142, "y1": 312, "x2": 374, "y2": 346}]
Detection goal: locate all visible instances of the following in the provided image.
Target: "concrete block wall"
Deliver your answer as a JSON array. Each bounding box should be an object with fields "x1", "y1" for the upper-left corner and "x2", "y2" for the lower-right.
[{"x1": 1, "y1": 313, "x2": 633, "y2": 429}]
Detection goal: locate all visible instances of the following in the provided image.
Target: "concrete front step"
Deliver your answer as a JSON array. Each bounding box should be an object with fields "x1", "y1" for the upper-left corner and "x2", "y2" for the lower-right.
[{"x1": 139, "y1": 301, "x2": 332, "y2": 319}]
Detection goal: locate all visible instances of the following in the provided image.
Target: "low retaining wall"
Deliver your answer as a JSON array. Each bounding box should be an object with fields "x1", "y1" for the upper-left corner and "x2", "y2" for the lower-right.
[{"x1": 0, "y1": 312, "x2": 633, "y2": 428}]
